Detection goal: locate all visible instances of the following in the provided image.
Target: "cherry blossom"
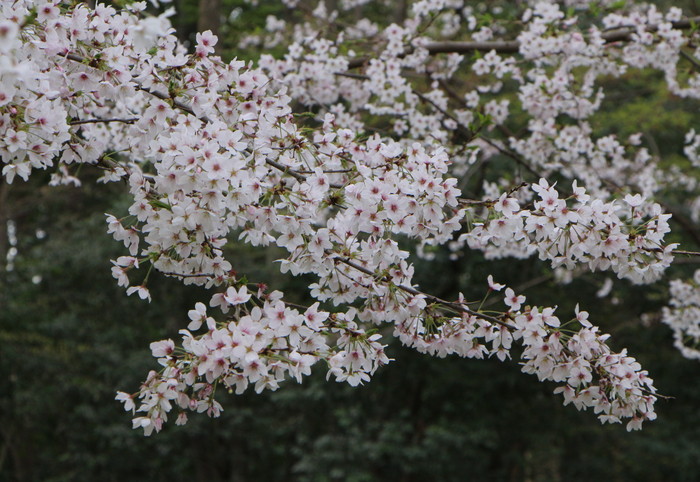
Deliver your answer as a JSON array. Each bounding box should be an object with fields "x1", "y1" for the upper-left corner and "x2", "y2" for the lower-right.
[{"x1": 4, "y1": 0, "x2": 700, "y2": 436}]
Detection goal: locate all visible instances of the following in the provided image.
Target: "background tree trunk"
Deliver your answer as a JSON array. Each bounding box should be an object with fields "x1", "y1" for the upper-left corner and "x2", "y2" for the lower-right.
[
  {"x1": 0, "y1": 180, "x2": 8, "y2": 275},
  {"x1": 198, "y1": 0, "x2": 221, "y2": 49},
  {"x1": 393, "y1": 0, "x2": 408, "y2": 24}
]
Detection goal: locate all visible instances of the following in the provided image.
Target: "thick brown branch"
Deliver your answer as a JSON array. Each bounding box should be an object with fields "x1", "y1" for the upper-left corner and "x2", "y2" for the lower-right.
[
  {"x1": 424, "y1": 40, "x2": 520, "y2": 55},
  {"x1": 70, "y1": 117, "x2": 138, "y2": 125},
  {"x1": 346, "y1": 16, "x2": 700, "y2": 68},
  {"x1": 601, "y1": 16, "x2": 700, "y2": 43}
]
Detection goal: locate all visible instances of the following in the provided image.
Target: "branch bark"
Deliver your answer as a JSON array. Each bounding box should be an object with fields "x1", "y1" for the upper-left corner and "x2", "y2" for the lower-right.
[{"x1": 347, "y1": 16, "x2": 700, "y2": 68}]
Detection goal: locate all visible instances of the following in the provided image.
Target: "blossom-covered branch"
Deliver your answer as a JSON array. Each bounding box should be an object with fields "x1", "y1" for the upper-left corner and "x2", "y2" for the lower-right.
[{"x1": 3, "y1": 0, "x2": 698, "y2": 437}]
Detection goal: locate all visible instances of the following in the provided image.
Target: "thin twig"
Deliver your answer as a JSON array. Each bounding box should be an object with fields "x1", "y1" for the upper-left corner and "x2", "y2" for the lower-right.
[
  {"x1": 479, "y1": 136, "x2": 544, "y2": 179},
  {"x1": 333, "y1": 254, "x2": 514, "y2": 329}
]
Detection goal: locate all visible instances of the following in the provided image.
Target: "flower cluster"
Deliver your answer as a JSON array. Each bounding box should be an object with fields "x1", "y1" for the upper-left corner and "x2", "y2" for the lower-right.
[
  {"x1": 118, "y1": 287, "x2": 389, "y2": 435},
  {"x1": 3, "y1": 0, "x2": 697, "y2": 435},
  {"x1": 463, "y1": 180, "x2": 675, "y2": 284},
  {"x1": 392, "y1": 282, "x2": 657, "y2": 431},
  {"x1": 662, "y1": 271, "x2": 700, "y2": 360}
]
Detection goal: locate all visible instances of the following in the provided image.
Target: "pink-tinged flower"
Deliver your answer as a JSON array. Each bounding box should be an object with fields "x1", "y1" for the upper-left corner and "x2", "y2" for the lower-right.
[
  {"x1": 540, "y1": 307, "x2": 560, "y2": 328},
  {"x1": 575, "y1": 304, "x2": 592, "y2": 328},
  {"x1": 224, "y1": 286, "x2": 251, "y2": 305},
  {"x1": 2, "y1": 163, "x2": 31, "y2": 184},
  {"x1": 487, "y1": 275, "x2": 505, "y2": 291},
  {"x1": 149, "y1": 339, "x2": 175, "y2": 358},
  {"x1": 568, "y1": 364, "x2": 592, "y2": 387},
  {"x1": 195, "y1": 30, "x2": 218, "y2": 56},
  {"x1": 114, "y1": 256, "x2": 139, "y2": 269},
  {"x1": 303, "y1": 302, "x2": 329, "y2": 330},
  {"x1": 132, "y1": 417, "x2": 152, "y2": 432},
  {"x1": 0, "y1": 21, "x2": 19, "y2": 53},
  {"x1": 175, "y1": 412, "x2": 188, "y2": 426},
  {"x1": 126, "y1": 285, "x2": 151, "y2": 302},
  {"x1": 36, "y1": 1, "x2": 60, "y2": 23},
  {"x1": 187, "y1": 302, "x2": 208, "y2": 331},
  {"x1": 111, "y1": 266, "x2": 129, "y2": 287},
  {"x1": 115, "y1": 391, "x2": 135, "y2": 413},
  {"x1": 210, "y1": 292, "x2": 229, "y2": 312},
  {"x1": 623, "y1": 193, "x2": 645, "y2": 208},
  {"x1": 504, "y1": 288, "x2": 525, "y2": 311},
  {"x1": 571, "y1": 181, "x2": 590, "y2": 203},
  {"x1": 493, "y1": 193, "x2": 519, "y2": 216},
  {"x1": 626, "y1": 417, "x2": 644, "y2": 432},
  {"x1": 210, "y1": 287, "x2": 250, "y2": 313},
  {"x1": 5, "y1": 129, "x2": 27, "y2": 153}
]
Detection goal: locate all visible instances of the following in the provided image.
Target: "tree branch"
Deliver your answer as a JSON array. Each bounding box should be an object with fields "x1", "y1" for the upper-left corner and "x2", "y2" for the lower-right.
[
  {"x1": 332, "y1": 254, "x2": 514, "y2": 329},
  {"x1": 346, "y1": 16, "x2": 700, "y2": 69},
  {"x1": 70, "y1": 117, "x2": 138, "y2": 125}
]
